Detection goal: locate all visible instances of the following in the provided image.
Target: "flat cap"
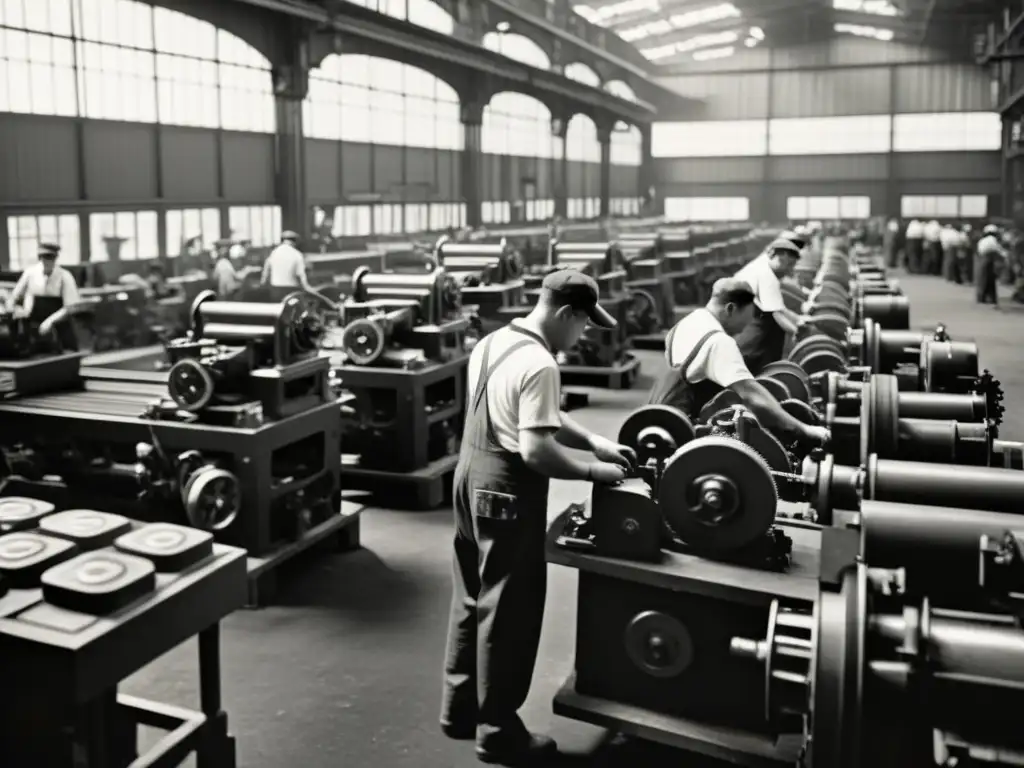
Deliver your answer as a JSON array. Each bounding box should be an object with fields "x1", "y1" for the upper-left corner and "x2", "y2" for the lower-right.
[
  {"x1": 38, "y1": 242, "x2": 61, "y2": 258},
  {"x1": 282, "y1": 230, "x2": 299, "y2": 240},
  {"x1": 767, "y1": 238, "x2": 802, "y2": 256},
  {"x1": 542, "y1": 269, "x2": 617, "y2": 329}
]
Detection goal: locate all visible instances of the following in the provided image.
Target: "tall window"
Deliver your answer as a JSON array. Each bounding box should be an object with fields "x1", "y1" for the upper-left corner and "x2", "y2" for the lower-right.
[
  {"x1": 664, "y1": 197, "x2": 750, "y2": 222},
  {"x1": 892, "y1": 113, "x2": 1001, "y2": 152},
  {"x1": 564, "y1": 62, "x2": 601, "y2": 87},
  {"x1": 0, "y1": 0, "x2": 274, "y2": 131},
  {"x1": 228, "y1": 205, "x2": 281, "y2": 247},
  {"x1": 787, "y1": 196, "x2": 871, "y2": 220},
  {"x1": 566, "y1": 113, "x2": 601, "y2": 162},
  {"x1": 653, "y1": 120, "x2": 767, "y2": 158},
  {"x1": 89, "y1": 210, "x2": 159, "y2": 262},
  {"x1": 611, "y1": 122, "x2": 642, "y2": 166},
  {"x1": 482, "y1": 92, "x2": 561, "y2": 159},
  {"x1": 901, "y1": 195, "x2": 989, "y2": 218},
  {"x1": 6, "y1": 214, "x2": 81, "y2": 269},
  {"x1": 304, "y1": 54, "x2": 461, "y2": 149},
  {"x1": 605, "y1": 80, "x2": 638, "y2": 102},
  {"x1": 482, "y1": 202, "x2": 512, "y2": 225},
  {"x1": 482, "y1": 32, "x2": 551, "y2": 69},
  {"x1": 166, "y1": 208, "x2": 221, "y2": 256},
  {"x1": 345, "y1": 0, "x2": 456, "y2": 35},
  {"x1": 768, "y1": 116, "x2": 891, "y2": 155}
]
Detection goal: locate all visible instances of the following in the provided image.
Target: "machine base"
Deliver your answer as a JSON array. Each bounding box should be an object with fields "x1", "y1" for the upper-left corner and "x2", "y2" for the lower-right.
[
  {"x1": 630, "y1": 331, "x2": 668, "y2": 351},
  {"x1": 0, "y1": 352, "x2": 85, "y2": 399},
  {"x1": 560, "y1": 354, "x2": 641, "y2": 390},
  {"x1": 245, "y1": 500, "x2": 363, "y2": 608},
  {"x1": 554, "y1": 672, "x2": 801, "y2": 768},
  {"x1": 341, "y1": 452, "x2": 458, "y2": 509}
]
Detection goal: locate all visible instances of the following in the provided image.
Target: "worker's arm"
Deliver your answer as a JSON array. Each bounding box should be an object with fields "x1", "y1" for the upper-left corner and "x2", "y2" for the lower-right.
[
  {"x1": 260, "y1": 258, "x2": 271, "y2": 285},
  {"x1": 10, "y1": 271, "x2": 30, "y2": 306},
  {"x1": 294, "y1": 251, "x2": 314, "y2": 292}
]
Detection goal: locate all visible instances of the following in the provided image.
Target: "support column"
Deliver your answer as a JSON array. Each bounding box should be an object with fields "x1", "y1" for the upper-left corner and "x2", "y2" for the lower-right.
[
  {"x1": 552, "y1": 115, "x2": 568, "y2": 218},
  {"x1": 597, "y1": 120, "x2": 612, "y2": 219},
  {"x1": 461, "y1": 99, "x2": 484, "y2": 228},
  {"x1": 638, "y1": 123, "x2": 656, "y2": 215},
  {"x1": 272, "y1": 34, "x2": 311, "y2": 241}
]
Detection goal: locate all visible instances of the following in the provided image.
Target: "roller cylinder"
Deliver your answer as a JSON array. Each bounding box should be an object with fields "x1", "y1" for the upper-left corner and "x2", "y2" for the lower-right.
[
  {"x1": 865, "y1": 457, "x2": 1024, "y2": 514},
  {"x1": 859, "y1": 500, "x2": 1024, "y2": 593},
  {"x1": 877, "y1": 329, "x2": 928, "y2": 370},
  {"x1": 896, "y1": 392, "x2": 987, "y2": 422},
  {"x1": 859, "y1": 294, "x2": 909, "y2": 330},
  {"x1": 920, "y1": 340, "x2": 979, "y2": 393},
  {"x1": 353, "y1": 270, "x2": 438, "y2": 302},
  {"x1": 896, "y1": 419, "x2": 990, "y2": 465}
]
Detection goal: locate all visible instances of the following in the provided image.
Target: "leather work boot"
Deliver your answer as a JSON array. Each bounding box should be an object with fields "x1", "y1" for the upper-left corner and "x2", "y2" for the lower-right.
[
  {"x1": 440, "y1": 719, "x2": 475, "y2": 740},
  {"x1": 476, "y1": 732, "x2": 558, "y2": 765}
]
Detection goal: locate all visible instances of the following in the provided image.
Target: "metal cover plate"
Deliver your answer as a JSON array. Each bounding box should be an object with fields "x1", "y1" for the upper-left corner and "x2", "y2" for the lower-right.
[
  {"x1": 0, "y1": 532, "x2": 79, "y2": 589},
  {"x1": 39, "y1": 510, "x2": 133, "y2": 551},
  {"x1": 115, "y1": 523, "x2": 215, "y2": 572},
  {"x1": 42, "y1": 551, "x2": 157, "y2": 615},
  {"x1": 0, "y1": 497, "x2": 57, "y2": 532},
  {"x1": 623, "y1": 610, "x2": 694, "y2": 679}
]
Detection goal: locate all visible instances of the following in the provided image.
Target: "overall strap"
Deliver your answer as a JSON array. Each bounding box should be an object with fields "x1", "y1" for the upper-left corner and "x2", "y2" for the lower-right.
[
  {"x1": 471, "y1": 337, "x2": 540, "y2": 414},
  {"x1": 674, "y1": 329, "x2": 723, "y2": 380}
]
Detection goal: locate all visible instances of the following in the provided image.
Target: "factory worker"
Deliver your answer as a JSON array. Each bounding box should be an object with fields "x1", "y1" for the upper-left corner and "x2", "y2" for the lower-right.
[
  {"x1": 940, "y1": 223, "x2": 961, "y2": 283},
  {"x1": 923, "y1": 219, "x2": 943, "y2": 275},
  {"x1": 440, "y1": 269, "x2": 636, "y2": 765},
  {"x1": 262, "y1": 230, "x2": 313, "y2": 297},
  {"x1": 883, "y1": 218, "x2": 900, "y2": 268},
  {"x1": 904, "y1": 219, "x2": 924, "y2": 273},
  {"x1": 9, "y1": 243, "x2": 82, "y2": 351},
  {"x1": 976, "y1": 225, "x2": 1007, "y2": 306},
  {"x1": 731, "y1": 238, "x2": 821, "y2": 376},
  {"x1": 214, "y1": 240, "x2": 243, "y2": 298},
  {"x1": 648, "y1": 277, "x2": 830, "y2": 447}
]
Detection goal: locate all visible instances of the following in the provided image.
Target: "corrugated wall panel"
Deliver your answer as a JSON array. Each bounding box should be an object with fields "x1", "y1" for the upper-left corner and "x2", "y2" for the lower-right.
[
  {"x1": 897, "y1": 179, "x2": 1001, "y2": 195},
  {"x1": 0, "y1": 115, "x2": 78, "y2": 203},
  {"x1": 161, "y1": 128, "x2": 219, "y2": 202},
  {"x1": 657, "y1": 73, "x2": 771, "y2": 120},
  {"x1": 83, "y1": 122, "x2": 157, "y2": 201},
  {"x1": 372, "y1": 145, "x2": 404, "y2": 199},
  {"x1": 770, "y1": 67, "x2": 891, "y2": 117},
  {"x1": 769, "y1": 154, "x2": 890, "y2": 182},
  {"x1": 221, "y1": 132, "x2": 274, "y2": 203},
  {"x1": 305, "y1": 139, "x2": 341, "y2": 204},
  {"x1": 339, "y1": 141, "x2": 372, "y2": 196},
  {"x1": 657, "y1": 157, "x2": 766, "y2": 184},
  {"x1": 893, "y1": 151, "x2": 1002, "y2": 181},
  {"x1": 894, "y1": 64, "x2": 997, "y2": 113}
]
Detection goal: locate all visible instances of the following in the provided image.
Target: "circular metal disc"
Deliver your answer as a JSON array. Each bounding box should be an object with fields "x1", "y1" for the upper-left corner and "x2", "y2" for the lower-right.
[
  {"x1": 185, "y1": 468, "x2": 240, "y2": 532},
  {"x1": 618, "y1": 405, "x2": 695, "y2": 462},
  {"x1": 658, "y1": 436, "x2": 778, "y2": 552},
  {"x1": 799, "y1": 349, "x2": 846, "y2": 377},
  {"x1": 781, "y1": 398, "x2": 820, "y2": 426},
  {"x1": 762, "y1": 360, "x2": 811, "y2": 385},
  {"x1": 698, "y1": 389, "x2": 743, "y2": 424},
  {"x1": 757, "y1": 376, "x2": 789, "y2": 402},
  {"x1": 168, "y1": 358, "x2": 214, "y2": 412},
  {"x1": 865, "y1": 374, "x2": 900, "y2": 463},
  {"x1": 789, "y1": 334, "x2": 843, "y2": 366},
  {"x1": 439, "y1": 272, "x2": 461, "y2": 314},
  {"x1": 623, "y1": 610, "x2": 694, "y2": 679},
  {"x1": 506, "y1": 249, "x2": 523, "y2": 279},
  {"x1": 343, "y1": 318, "x2": 386, "y2": 366},
  {"x1": 812, "y1": 313, "x2": 850, "y2": 341},
  {"x1": 764, "y1": 370, "x2": 812, "y2": 403},
  {"x1": 812, "y1": 301, "x2": 852, "y2": 322},
  {"x1": 627, "y1": 290, "x2": 658, "y2": 334}
]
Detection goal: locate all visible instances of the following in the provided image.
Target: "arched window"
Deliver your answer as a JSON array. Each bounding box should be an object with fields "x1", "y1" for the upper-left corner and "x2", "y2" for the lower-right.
[
  {"x1": 482, "y1": 92, "x2": 560, "y2": 159},
  {"x1": 0, "y1": 0, "x2": 274, "y2": 131},
  {"x1": 605, "y1": 79, "x2": 638, "y2": 102},
  {"x1": 564, "y1": 62, "x2": 601, "y2": 87},
  {"x1": 610, "y1": 122, "x2": 642, "y2": 166},
  {"x1": 304, "y1": 54, "x2": 461, "y2": 149},
  {"x1": 482, "y1": 31, "x2": 551, "y2": 69},
  {"x1": 566, "y1": 113, "x2": 601, "y2": 163},
  {"x1": 346, "y1": 0, "x2": 456, "y2": 35}
]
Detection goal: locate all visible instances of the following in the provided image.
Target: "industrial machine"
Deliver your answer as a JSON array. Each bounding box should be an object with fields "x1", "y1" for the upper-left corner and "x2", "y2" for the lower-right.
[
  {"x1": 0, "y1": 292, "x2": 358, "y2": 601},
  {"x1": 432, "y1": 236, "x2": 527, "y2": 337},
  {"x1": 0, "y1": 296, "x2": 85, "y2": 399},
  {"x1": 334, "y1": 266, "x2": 469, "y2": 507},
  {"x1": 614, "y1": 232, "x2": 676, "y2": 348},
  {"x1": 0, "y1": 507, "x2": 246, "y2": 767}
]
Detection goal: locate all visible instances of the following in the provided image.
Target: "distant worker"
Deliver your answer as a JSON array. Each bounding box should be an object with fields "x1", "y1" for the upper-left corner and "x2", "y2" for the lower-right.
[
  {"x1": 731, "y1": 238, "x2": 822, "y2": 376},
  {"x1": 904, "y1": 219, "x2": 924, "y2": 273},
  {"x1": 648, "y1": 277, "x2": 830, "y2": 448},
  {"x1": 8, "y1": 243, "x2": 84, "y2": 351},
  {"x1": 940, "y1": 223, "x2": 962, "y2": 283},
  {"x1": 145, "y1": 263, "x2": 180, "y2": 301},
  {"x1": 440, "y1": 270, "x2": 636, "y2": 765},
  {"x1": 923, "y1": 219, "x2": 942, "y2": 275},
  {"x1": 214, "y1": 240, "x2": 243, "y2": 298},
  {"x1": 883, "y1": 218, "x2": 900, "y2": 269},
  {"x1": 262, "y1": 230, "x2": 313, "y2": 298},
  {"x1": 976, "y1": 225, "x2": 1007, "y2": 307}
]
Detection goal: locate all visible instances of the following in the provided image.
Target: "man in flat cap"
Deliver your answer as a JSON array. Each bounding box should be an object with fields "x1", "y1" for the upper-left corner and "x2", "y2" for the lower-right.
[
  {"x1": 648, "y1": 277, "x2": 830, "y2": 447},
  {"x1": 9, "y1": 242, "x2": 83, "y2": 351},
  {"x1": 440, "y1": 269, "x2": 637, "y2": 765},
  {"x1": 731, "y1": 237, "x2": 821, "y2": 376},
  {"x1": 261, "y1": 230, "x2": 313, "y2": 300}
]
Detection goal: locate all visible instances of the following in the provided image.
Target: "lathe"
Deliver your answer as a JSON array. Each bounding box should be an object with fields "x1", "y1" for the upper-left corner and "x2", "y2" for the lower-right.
[
  {"x1": 334, "y1": 266, "x2": 469, "y2": 502},
  {"x1": 614, "y1": 232, "x2": 677, "y2": 348},
  {"x1": 0, "y1": 295, "x2": 87, "y2": 399},
  {"x1": 0, "y1": 291, "x2": 353, "y2": 565}
]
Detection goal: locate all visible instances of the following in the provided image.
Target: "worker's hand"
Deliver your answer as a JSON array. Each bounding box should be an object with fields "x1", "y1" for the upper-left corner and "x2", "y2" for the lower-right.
[
  {"x1": 801, "y1": 425, "x2": 831, "y2": 447},
  {"x1": 588, "y1": 462, "x2": 628, "y2": 485},
  {"x1": 588, "y1": 435, "x2": 637, "y2": 474},
  {"x1": 12, "y1": 306, "x2": 29, "y2": 319},
  {"x1": 38, "y1": 319, "x2": 54, "y2": 336}
]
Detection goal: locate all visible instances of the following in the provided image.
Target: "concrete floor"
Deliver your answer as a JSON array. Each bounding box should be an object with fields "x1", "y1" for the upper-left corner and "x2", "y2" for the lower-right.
[{"x1": 121, "y1": 271, "x2": 1024, "y2": 768}]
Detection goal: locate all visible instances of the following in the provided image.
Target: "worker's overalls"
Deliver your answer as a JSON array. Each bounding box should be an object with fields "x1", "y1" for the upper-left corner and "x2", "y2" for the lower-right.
[
  {"x1": 734, "y1": 306, "x2": 786, "y2": 378},
  {"x1": 646, "y1": 319, "x2": 724, "y2": 418},
  {"x1": 441, "y1": 325, "x2": 551, "y2": 751},
  {"x1": 906, "y1": 237, "x2": 923, "y2": 273},
  {"x1": 29, "y1": 294, "x2": 78, "y2": 352},
  {"x1": 975, "y1": 247, "x2": 1001, "y2": 305}
]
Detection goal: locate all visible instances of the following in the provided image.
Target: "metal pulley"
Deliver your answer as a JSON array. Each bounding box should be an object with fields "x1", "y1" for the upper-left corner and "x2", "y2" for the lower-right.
[
  {"x1": 756, "y1": 376, "x2": 789, "y2": 402},
  {"x1": 183, "y1": 465, "x2": 240, "y2": 532},
  {"x1": 761, "y1": 361, "x2": 812, "y2": 403},
  {"x1": 167, "y1": 357, "x2": 215, "y2": 411},
  {"x1": 625, "y1": 289, "x2": 659, "y2": 335},
  {"x1": 658, "y1": 436, "x2": 778, "y2": 553},
  {"x1": 617, "y1": 405, "x2": 696, "y2": 465}
]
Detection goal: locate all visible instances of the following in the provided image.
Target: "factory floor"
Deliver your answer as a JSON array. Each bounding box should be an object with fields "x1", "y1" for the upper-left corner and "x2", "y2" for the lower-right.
[{"x1": 122, "y1": 271, "x2": 1024, "y2": 768}]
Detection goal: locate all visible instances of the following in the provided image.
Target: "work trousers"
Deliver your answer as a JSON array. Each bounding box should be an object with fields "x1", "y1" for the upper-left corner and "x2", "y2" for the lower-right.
[{"x1": 906, "y1": 238, "x2": 923, "y2": 273}]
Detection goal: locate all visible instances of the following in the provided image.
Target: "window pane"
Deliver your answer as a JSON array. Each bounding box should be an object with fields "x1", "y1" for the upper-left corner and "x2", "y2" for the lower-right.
[
  {"x1": 960, "y1": 195, "x2": 988, "y2": 218},
  {"x1": 769, "y1": 116, "x2": 892, "y2": 155},
  {"x1": 892, "y1": 112, "x2": 1001, "y2": 152},
  {"x1": 653, "y1": 120, "x2": 767, "y2": 158},
  {"x1": 787, "y1": 197, "x2": 809, "y2": 220},
  {"x1": 665, "y1": 197, "x2": 749, "y2": 222}
]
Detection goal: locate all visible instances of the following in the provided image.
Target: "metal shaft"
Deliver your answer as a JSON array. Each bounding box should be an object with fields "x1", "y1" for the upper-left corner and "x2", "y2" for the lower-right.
[
  {"x1": 897, "y1": 392, "x2": 986, "y2": 422},
  {"x1": 869, "y1": 459, "x2": 1024, "y2": 513}
]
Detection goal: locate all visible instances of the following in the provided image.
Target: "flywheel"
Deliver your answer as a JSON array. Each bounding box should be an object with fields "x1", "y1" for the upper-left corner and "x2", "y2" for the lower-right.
[
  {"x1": 183, "y1": 466, "x2": 240, "y2": 532},
  {"x1": 618, "y1": 405, "x2": 696, "y2": 465},
  {"x1": 342, "y1": 318, "x2": 386, "y2": 366},
  {"x1": 658, "y1": 436, "x2": 778, "y2": 553},
  {"x1": 168, "y1": 358, "x2": 214, "y2": 412}
]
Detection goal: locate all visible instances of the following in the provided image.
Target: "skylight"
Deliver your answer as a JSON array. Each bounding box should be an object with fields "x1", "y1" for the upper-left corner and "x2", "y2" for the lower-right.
[
  {"x1": 574, "y1": 0, "x2": 661, "y2": 27},
  {"x1": 834, "y1": 22, "x2": 895, "y2": 40},
  {"x1": 833, "y1": 0, "x2": 900, "y2": 16},
  {"x1": 618, "y1": 3, "x2": 740, "y2": 42},
  {"x1": 693, "y1": 46, "x2": 735, "y2": 60},
  {"x1": 640, "y1": 29, "x2": 738, "y2": 60}
]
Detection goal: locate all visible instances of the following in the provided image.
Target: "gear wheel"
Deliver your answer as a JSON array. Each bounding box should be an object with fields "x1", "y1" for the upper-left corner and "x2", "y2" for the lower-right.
[
  {"x1": 972, "y1": 369, "x2": 1005, "y2": 430},
  {"x1": 658, "y1": 435, "x2": 778, "y2": 553}
]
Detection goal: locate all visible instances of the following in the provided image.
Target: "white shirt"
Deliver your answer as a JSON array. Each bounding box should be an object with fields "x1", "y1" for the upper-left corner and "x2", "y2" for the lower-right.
[
  {"x1": 733, "y1": 254, "x2": 785, "y2": 313},
  {"x1": 940, "y1": 227, "x2": 960, "y2": 249},
  {"x1": 228, "y1": 243, "x2": 247, "y2": 260},
  {"x1": 667, "y1": 309, "x2": 753, "y2": 388},
  {"x1": 214, "y1": 258, "x2": 240, "y2": 296},
  {"x1": 924, "y1": 221, "x2": 942, "y2": 242},
  {"x1": 466, "y1": 322, "x2": 562, "y2": 454},
  {"x1": 263, "y1": 243, "x2": 307, "y2": 287},
  {"x1": 978, "y1": 234, "x2": 1007, "y2": 258},
  {"x1": 12, "y1": 263, "x2": 80, "y2": 306},
  {"x1": 906, "y1": 220, "x2": 924, "y2": 239}
]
